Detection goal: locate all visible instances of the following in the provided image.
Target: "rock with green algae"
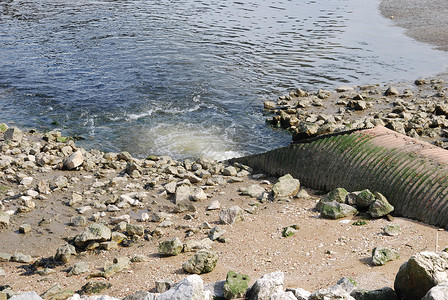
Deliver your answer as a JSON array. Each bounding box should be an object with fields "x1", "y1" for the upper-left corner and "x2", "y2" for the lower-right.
[
  {"x1": 282, "y1": 225, "x2": 300, "y2": 237},
  {"x1": 40, "y1": 284, "x2": 74, "y2": 300},
  {"x1": 74, "y1": 223, "x2": 111, "y2": 248},
  {"x1": 372, "y1": 247, "x2": 400, "y2": 266},
  {"x1": 354, "y1": 189, "x2": 376, "y2": 209},
  {"x1": 320, "y1": 201, "x2": 357, "y2": 219},
  {"x1": 158, "y1": 237, "x2": 183, "y2": 256},
  {"x1": 182, "y1": 249, "x2": 218, "y2": 274},
  {"x1": 316, "y1": 187, "x2": 348, "y2": 211},
  {"x1": 368, "y1": 192, "x2": 394, "y2": 218},
  {"x1": 223, "y1": 271, "x2": 250, "y2": 299},
  {"x1": 79, "y1": 281, "x2": 111, "y2": 295}
]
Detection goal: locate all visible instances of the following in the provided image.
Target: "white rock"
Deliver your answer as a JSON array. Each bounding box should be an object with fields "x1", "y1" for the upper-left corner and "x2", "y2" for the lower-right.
[
  {"x1": 157, "y1": 274, "x2": 209, "y2": 300},
  {"x1": 207, "y1": 200, "x2": 221, "y2": 211},
  {"x1": 191, "y1": 188, "x2": 207, "y2": 201},
  {"x1": 20, "y1": 177, "x2": 33, "y2": 186},
  {"x1": 64, "y1": 151, "x2": 84, "y2": 170},
  {"x1": 77, "y1": 206, "x2": 92, "y2": 214}
]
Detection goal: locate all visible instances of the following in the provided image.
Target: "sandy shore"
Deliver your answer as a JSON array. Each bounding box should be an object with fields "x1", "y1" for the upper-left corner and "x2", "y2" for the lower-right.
[{"x1": 380, "y1": 0, "x2": 448, "y2": 52}]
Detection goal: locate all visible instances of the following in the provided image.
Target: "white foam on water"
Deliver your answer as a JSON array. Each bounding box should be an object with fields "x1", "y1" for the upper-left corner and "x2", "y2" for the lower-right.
[{"x1": 142, "y1": 123, "x2": 243, "y2": 160}]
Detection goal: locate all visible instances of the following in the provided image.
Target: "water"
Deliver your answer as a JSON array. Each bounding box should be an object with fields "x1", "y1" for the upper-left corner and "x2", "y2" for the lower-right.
[{"x1": 0, "y1": 0, "x2": 447, "y2": 160}]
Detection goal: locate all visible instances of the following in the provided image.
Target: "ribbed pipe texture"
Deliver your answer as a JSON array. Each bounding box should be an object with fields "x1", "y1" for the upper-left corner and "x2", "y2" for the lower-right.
[{"x1": 231, "y1": 126, "x2": 448, "y2": 228}]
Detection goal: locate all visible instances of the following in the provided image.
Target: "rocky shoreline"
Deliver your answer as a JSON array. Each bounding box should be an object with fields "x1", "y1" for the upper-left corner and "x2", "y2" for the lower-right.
[{"x1": 1, "y1": 76, "x2": 448, "y2": 299}]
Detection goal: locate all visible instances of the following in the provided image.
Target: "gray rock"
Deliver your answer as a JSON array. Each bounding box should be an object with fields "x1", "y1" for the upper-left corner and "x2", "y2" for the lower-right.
[
  {"x1": 191, "y1": 188, "x2": 207, "y2": 201},
  {"x1": 372, "y1": 247, "x2": 400, "y2": 266},
  {"x1": 239, "y1": 185, "x2": 266, "y2": 199},
  {"x1": 385, "y1": 86, "x2": 399, "y2": 96},
  {"x1": 63, "y1": 151, "x2": 84, "y2": 170},
  {"x1": 175, "y1": 185, "x2": 192, "y2": 204},
  {"x1": 383, "y1": 224, "x2": 401, "y2": 236},
  {"x1": 204, "y1": 280, "x2": 225, "y2": 299},
  {"x1": 164, "y1": 181, "x2": 177, "y2": 194},
  {"x1": 219, "y1": 206, "x2": 244, "y2": 225},
  {"x1": 317, "y1": 187, "x2": 348, "y2": 211},
  {"x1": 155, "y1": 279, "x2": 175, "y2": 293},
  {"x1": 19, "y1": 223, "x2": 31, "y2": 234},
  {"x1": 422, "y1": 282, "x2": 448, "y2": 300},
  {"x1": 272, "y1": 174, "x2": 300, "y2": 198},
  {"x1": 208, "y1": 226, "x2": 226, "y2": 241},
  {"x1": 122, "y1": 291, "x2": 158, "y2": 300},
  {"x1": 11, "y1": 252, "x2": 33, "y2": 263},
  {"x1": 0, "y1": 267, "x2": 5, "y2": 276},
  {"x1": 126, "y1": 223, "x2": 144, "y2": 236},
  {"x1": 159, "y1": 237, "x2": 183, "y2": 256},
  {"x1": 70, "y1": 215, "x2": 87, "y2": 227},
  {"x1": 157, "y1": 274, "x2": 210, "y2": 300},
  {"x1": 247, "y1": 271, "x2": 284, "y2": 300},
  {"x1": 9, "y1": 292, "x2": 42, "y2": 300},
  {"x1": 183, "y1": 238, "x2": 214, "y2": 253},
  {"x1": 54, "y1": 175, "x2": 69, "y2": 189},
  {"x1": 0, "y1": 211, "x2": 10, "y2": 229},
  {"x1": 320, "y1": 201, "x2": 358, "y2": 219},
  {"x1": 0, "y1": 252, "x2": 11, "y2": 262},
  {"x1": 54, "y1": 244, "x2": 77, "y2": 263},
  {"x1": 350, "y1": 287, "x2": 397, "y2": 300},
  {"x1": 395, "y1": 251, "x2": 448, "y2": 300},
  {"x1": 270, "y1": 292, "x2": 298, "y2": 300},
  {"x1": 286, "y1": 288, "x2": 311, "y2": 300},
  {"x1": 68, "y1": 262, "x2": 90, "y2": 276},
  {"x1": 102, "y1": 257, "x2": 131, "y2": 278},
  {"x1": 182, "y1": 249, "x2": 218, "y2": 274},
  {"x1": 223, "y1": 166, "x2": 238, "y2": 176},
  {"x1": 74, "y1": 223, "x2": 112, "y2": 247},
  {"x1": 310, "y1": 277, "x2": 357, "y2": 300},
  {"x1": 4, "y1": 127, "x2": 23, "y2": 142},
  {"x1": 368, "y1": 192, "x2": 394, "y2": 218},
  {"x1": 207, "y1": 200, "x2": 221, "y2": 211}
]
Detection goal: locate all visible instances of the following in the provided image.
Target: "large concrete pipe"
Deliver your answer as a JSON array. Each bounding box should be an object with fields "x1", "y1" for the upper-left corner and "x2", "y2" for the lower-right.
[{"x1": 231, "y1": 126, "x2": 448, "y2": 228}]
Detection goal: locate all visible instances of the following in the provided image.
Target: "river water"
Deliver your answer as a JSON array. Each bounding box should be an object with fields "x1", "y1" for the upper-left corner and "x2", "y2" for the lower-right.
[{"x1": 1, "y1": 0, "x2": 447, "y2": 160}]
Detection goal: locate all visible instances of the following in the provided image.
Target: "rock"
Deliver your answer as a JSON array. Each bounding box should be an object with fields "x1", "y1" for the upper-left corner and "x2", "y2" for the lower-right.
[
  {"x1": 348, "y1": 100, "x2": 367, "y2": 111},
  {"x1": 40, "y1": 284, "x2": 74, "y2": 300},
  {"x1": 157, "y1": 274, "x2": 210, "y2": 300},
  {"x1": 63, "y1": 151, "x2": 84, "y2": 170},
  {"x1": 155, "y1": 279, "x2": 175, "y2": 293},
  {"x1": 372, "y1": 247, "x2": 400, "y2": 266},
  {"x1": 207, "y1": 200, "x2": 221, "y2": 210},
  {"x1": 317, "y1": 187, "x2": 348, "y2": 211},
  {"x1": 219, "y1": 206, "x2": 244, "y2": 225},
  {"x1": 354, "y1": 189, "x2": 376, "y2": 209},
  {"x1": 79, "y1": 281, "x2": 111, "y2": 295},
  {"x1": 368, "y1": 192, "x2": 394, "y2": 218},
  {"x1": 68, "y1": 262, "x2": 90, "y2": 276},
  {"x1": 320, "y1": 201, "x2": 358, "y2": 219},
  {"x1": 383, "y1": 224, "x2": 401, "y2": 236},
  {"x1": 0, "y1": 252, "x2": 12, "y2": 262},
  {"x1": 270, "y1": 292, "x2": 298, "y2": 300},
  {"x1": 174, "y1": 202, "x2": 197, "y2": 213},
  {"x1": 19, "y1": 223, "x2": 31, "y2": 234},
  {"x1": 0, "y1": 267, "x2": 5, "y2": 276},
  {"x1": 247, "y1": 271, "x2": 284, "y2": 300},
  {"x1": 130, "y1": 254, "x2": 149, "y2": 263},
  {"x1": 385, "y1": 86, "x2": 399, "y2": 96},
  {"x1": 310, "y1": 277, "x2": 357, "y2": 300},
  {"x1": 159, "y1": 237, "x2": 183, "y2": 256},
  {"x1": 37, "y1": 180, "x2": 50, "y2": 194},
  {"x1": 4, "y1": 127, "x2": 23, "y2": 142},
  {"x1": 286, "y1": 288, "x2": 311, "y2": 300},
  {"x1": 264, "y1": 101, "x2": 277, "y2": 109},
  {"x1": 350, "y1": 287, "x2": 397, "y2": 300},
  {"x1": 205, "y1": 280, "x2": 225, "y2": 299},
  {"x1": 0, "y1": 211, "x2": 10, "y2": 229},
  {"x1": 208, "y1": 225, "x2": 226, "y2": 241},
  {"x1": 54, "y1": 176, "x2": 69, "y2": 189},
  {"x1": 175, "y1": 185, "x2": 192, "y2": 204},
  {"x1": 9, "y1": 292, "x2": 42, "y2": 300},
  {"x1": 223, "y1": 270, "x2": 250, "y2": 299},
  {"x1": 272, "y1": 174, "x2": 300, "y2": 198},
  {"x1": 122, "y1": 291, "x2": 157, "y2": 300},
  {"x1": 282, "y1": 225, "x2": 300, "y2": 237},
  {"x1": 0, "y1": 123, "x2": 8, "y2": 133},
  {"x1": 295, "y1": 189, "x2": 310, "y2": 199},
  {"x1": 182, "y1": 249, "x2": 218, "y2": 274},
  {"x1": 183, "y1": 238, "x2": 214, "y2": 252},
  {"x1": 11, "y1": 252, "x2": 33, "y2": 263},
  {"x1": 240, "y1": 185, "x2": 266, "y2": 199},
  {"x1": 126, "y1": 223, "x2": 144, "y2": 236},
  {"x1": 164, "y1": 181, "x2": 177, "y2": 194},
  {"x1": 20, "y1": 177, "x2": 33, "y2": 186},
  {"x1": 100, "y1": 241, "x2": 118, "y2": 250},
  {"x1": 101, "y1": 257, "x2": 131, "y2": 278},
  {"x1": 191, "y1": 187, "x2": 207, "y2": 201},
  {"x1": 54, "y1": 244, "x2": 76, "y2": 263},
  {"x1": 74, "y1": 223, "x2": 112, "y2": 247},
  {"x1": 395, "y1": 251, "x2": 448, "y2": 300},
  {"x1": 223, "y1": 166, "x2": 238, "y2": 176},
  {"x1": 70, "y1": 215, "x2": 87, "y2": 227},
  {"x1": 422, "y1": 281, "x2": 448, "y2": 300}
]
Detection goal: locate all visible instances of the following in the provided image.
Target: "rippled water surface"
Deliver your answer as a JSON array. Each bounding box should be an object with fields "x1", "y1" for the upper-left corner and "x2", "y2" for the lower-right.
[{"x1": 1, "y1": 0, "x2": 447, "y2": 159}]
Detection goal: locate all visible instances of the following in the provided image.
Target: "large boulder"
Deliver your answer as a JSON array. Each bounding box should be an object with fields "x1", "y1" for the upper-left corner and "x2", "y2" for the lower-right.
[
  {"x1": 368, "y1": 192, "x2": 394, "y2": 218},
  {"x1": 272, "y1": 174, "x2": 300, "y2": 198},
  {"x1": 223, "y1": 271, "x2": 250, "y2": 299},
  {"x1": 182, "y1": 250, "x2": 218, "y2": 274},
  {"x1": 395, "y1": 251, "x2": 448, "y2": 300},
  {"x1": 422, "y1": 282, "x2": 448, "y2": 300},
  {"x1": 157, "y1": 274, "x2": 211, "y2": 300},
  {"x1": 371, "y1": 247, "x2": 400, "y2": 266},
  {"x1": 74, "y1": 223, "x2": 111, "y2": 247},
  {"x1": 320, "y1": 201, "x2": 357, "y2": 219},
  {"x1": 350, "y1": 287, "x2": 397, "y2": 300},
  {"x1": 247, "y1": 271, "x2": 284, "y2": 300},
  {"x1": 159, "y1": 237, "x2": 183, "y2": 256}
]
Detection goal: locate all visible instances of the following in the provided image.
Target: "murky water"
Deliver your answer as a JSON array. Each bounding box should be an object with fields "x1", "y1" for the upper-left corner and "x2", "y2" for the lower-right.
[{"x1": 0, "y1": 0, "x2": 447, "y2": 159}]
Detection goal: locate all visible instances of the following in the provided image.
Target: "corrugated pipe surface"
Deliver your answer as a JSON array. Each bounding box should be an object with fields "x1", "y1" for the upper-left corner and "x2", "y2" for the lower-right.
[{"x1": 231, "y1": 126, "x2": 448, "y2": 228}]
